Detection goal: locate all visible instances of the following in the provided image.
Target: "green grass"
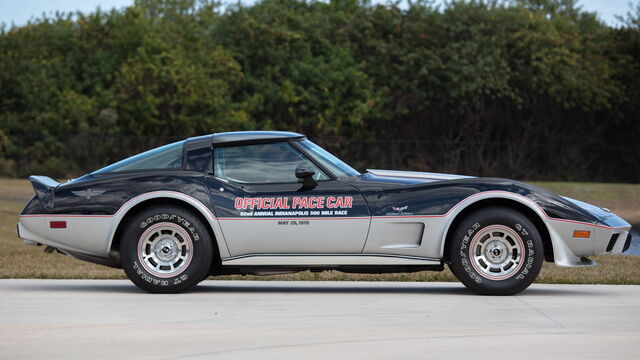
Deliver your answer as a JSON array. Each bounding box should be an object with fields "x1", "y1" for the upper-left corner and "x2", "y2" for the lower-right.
[{"x1": 1, "y1": 178, "x2": 639, "y2": 284}]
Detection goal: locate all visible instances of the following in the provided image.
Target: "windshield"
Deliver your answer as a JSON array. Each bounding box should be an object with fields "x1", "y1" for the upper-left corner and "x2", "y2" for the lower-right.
[
  {"x1": 297, "y1": 140, "x2": 360, "y2": 177},
  {"x1": 93, "y1": 141, "x2": 184, "y2": 174}
]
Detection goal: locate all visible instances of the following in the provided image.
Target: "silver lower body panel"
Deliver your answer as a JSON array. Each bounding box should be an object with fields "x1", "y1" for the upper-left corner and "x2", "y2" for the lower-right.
[{"x1": 221, "y1": 254, "x2": 441, "y2": 266}]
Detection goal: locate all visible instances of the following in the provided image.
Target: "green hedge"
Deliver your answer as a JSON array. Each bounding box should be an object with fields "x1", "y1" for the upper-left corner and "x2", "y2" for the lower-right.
[{"x1": 1, "y1": 0, "x2": 639, "y2": 181}]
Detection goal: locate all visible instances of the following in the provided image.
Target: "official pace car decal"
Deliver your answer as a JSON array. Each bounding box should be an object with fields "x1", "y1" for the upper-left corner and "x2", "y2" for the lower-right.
[{"x1": 233, "y1": 196, "x2": 354, "y2": 217}]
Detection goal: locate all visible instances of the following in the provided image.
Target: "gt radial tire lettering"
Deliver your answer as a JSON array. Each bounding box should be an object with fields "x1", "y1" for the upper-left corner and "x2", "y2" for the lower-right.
[
  {"x1": 173, "y1": 275, "x2": 188, "y2": 285},
  {"x1": 136, "y1": 260, "x2": 170, "y2": 287},
  {"x1": 133, "y1": 261, "x2": 154, "y2": 284},
  {"x1": 511, "y1": 223, "x2": 534, "y2": 280}
]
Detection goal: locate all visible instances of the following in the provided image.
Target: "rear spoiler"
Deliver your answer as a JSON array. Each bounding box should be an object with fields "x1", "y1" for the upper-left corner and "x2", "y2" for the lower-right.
[{"x1": 29, "y1": 175, "x2": 60, "y2": 211}]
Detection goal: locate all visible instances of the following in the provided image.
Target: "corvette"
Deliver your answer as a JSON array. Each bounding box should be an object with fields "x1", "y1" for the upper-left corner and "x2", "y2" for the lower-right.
[{"x1": 17, "y1": 131, "x2": 633, "y2": 294}]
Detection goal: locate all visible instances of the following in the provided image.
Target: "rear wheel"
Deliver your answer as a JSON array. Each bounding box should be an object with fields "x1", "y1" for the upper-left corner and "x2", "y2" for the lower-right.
[
  {"x1": 121, "y1": 205, "x2": 213, "y2": 293},
  {"x1": 448, "y1": 206, "x2": 543, "y2": 295}
]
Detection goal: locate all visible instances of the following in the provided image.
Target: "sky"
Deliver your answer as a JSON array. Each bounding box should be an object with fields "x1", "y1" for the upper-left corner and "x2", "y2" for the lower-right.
[{"x1": 0, "y1": 0, "x2": 635, "y2": 28}]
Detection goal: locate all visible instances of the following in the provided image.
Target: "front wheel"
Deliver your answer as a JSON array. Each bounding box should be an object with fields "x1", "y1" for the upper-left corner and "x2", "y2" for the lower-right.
[
  {"x1": 121, "y1": 205, "x2": 213, "y2": 293},
  {"x1": 448, "y1": 207, "x2": 543, "y2": 295}
]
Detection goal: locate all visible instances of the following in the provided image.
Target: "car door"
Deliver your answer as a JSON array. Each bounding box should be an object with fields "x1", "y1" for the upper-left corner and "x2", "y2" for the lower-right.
[{"x1": 205, "y1": 141, "x2": 370, "y2": 256}]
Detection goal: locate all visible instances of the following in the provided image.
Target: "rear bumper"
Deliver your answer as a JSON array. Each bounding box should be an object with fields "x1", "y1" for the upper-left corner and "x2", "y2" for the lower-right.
[
  {"x1": 17, "y1": 217, "x2": 48, "y2": 246},
  {"x1": 16, "y1": 222, "x2": 39, "y2": 246},
  {"x1": 17, "y1": 215, "x2": 114, "y2": 256}
]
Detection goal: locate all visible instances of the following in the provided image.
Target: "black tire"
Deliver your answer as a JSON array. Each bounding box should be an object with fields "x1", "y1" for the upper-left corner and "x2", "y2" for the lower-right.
[
  {"x1": 121, "y1": 205, "x2": 213, "y2": 293},
  {"x1": 448, "y1": 206, "x2": 543, "y2": 295}
]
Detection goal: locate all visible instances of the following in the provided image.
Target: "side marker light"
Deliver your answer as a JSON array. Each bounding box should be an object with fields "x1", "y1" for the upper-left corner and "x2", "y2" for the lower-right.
[
  {"x1": 573, "y1": 230, "x2": 590, "y2": 238},
  {"x1": 50, "y1": 221, "x2": 67, "y2": 229}
]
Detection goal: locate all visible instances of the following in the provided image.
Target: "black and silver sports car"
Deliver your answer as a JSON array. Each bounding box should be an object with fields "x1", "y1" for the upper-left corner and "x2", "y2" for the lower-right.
[{"x1": 17, "y1": 131, "x2": 633, "y2": 294}]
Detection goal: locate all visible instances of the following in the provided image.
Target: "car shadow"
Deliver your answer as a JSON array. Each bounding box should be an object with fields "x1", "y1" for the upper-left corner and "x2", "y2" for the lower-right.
[
  {"x1": 517, "y1": 286, "x2": 605, "y2": 296},
  {"x1": 16, "y1": 282, "x2": 141, "y2": 294},
  {"x1": 194, "y1": 282, "x2": 473, "y2": 295},
  {"x1": 12, "y1": 281, "x2": 470, "y2": 295},
  {"x1": 193, "y1": 282, "x2": 601, "y2": 296},
  {"x1": 9, "y1": 280, "x2": 606, "y2": 296}
]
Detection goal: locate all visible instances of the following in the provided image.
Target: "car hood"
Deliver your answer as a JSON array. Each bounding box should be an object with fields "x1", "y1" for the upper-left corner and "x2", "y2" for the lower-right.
[{"x1": 561, "y1": 196, "x2": 630, "y2": 228}]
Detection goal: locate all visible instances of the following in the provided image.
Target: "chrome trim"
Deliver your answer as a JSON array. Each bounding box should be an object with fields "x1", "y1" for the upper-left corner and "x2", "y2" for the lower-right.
[
  {"x1": 221, "y1": 253, "x2": 441, "y2": 266},
  {"x1": 366, "y1": 169, "x2": 473, "y2": 181}
]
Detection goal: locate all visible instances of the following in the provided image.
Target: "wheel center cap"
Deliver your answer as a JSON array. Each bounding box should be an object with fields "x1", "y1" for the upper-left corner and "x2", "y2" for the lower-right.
[
  {"x1": 485, "y1": 240, "x2": 508, "y2": 263},
  {"x1": 154, "y1": 239, "x2": 178, "y2": 261}
]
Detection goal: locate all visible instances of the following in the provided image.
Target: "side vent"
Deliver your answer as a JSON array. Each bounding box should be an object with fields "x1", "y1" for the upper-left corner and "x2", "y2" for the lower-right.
[
  {"x1": 622, "y1": 233, "x2": 633, "y2": 253},
  {"x1": 606, "y1": 233, "x2": 620, "y2": 252}
]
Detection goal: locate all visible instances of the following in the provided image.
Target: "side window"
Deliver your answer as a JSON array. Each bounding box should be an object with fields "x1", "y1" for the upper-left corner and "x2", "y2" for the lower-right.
[
  {"x1": 214, "y1": 142, "x2": 329, "y2": 183},
  {"x1": 93, "y1": 141, "x2": 183, "y2": 174}
]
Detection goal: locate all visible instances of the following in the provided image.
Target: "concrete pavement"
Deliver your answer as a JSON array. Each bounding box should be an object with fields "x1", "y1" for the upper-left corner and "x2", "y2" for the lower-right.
[{"x1": 0, "y1": 280, "x2": 638, "y2": 359}]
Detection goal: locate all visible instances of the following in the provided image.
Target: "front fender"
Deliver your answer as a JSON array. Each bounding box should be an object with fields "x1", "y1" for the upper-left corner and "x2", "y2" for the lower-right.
[
  {"x1": 439, "y1": 190, "x2": 607, "y2": 267},
  {"x1": 437, "y1": 191, "x2": 549, "y2": 257},
  {"x1": 437, "y1": 191, "x2": 631, "y2": 267}
]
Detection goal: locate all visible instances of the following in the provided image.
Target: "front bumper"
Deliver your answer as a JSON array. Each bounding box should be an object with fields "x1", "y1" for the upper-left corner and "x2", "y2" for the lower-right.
[{"x1": 545, "y1": 213, "x2": 632, "y2": 267}]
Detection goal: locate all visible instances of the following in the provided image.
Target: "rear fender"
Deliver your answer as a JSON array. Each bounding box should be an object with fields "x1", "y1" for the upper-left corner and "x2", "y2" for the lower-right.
[{"x1": 107, "y1": 191, "x2": 231, "y2": 258}]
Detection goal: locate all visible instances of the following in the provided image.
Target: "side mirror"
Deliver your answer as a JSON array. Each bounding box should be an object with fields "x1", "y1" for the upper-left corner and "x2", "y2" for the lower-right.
[
  {"x1": 295, "y1": 166, "x2": 318, "y2": 190},
  {"x1": 295, "y1": 166, "x2": 315, "y2": 179}
]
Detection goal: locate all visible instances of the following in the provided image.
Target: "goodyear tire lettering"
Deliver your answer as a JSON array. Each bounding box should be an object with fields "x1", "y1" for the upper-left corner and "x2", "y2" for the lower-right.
[{"x1": 123, "y1": 206, "x2": 213, "y2": 292}]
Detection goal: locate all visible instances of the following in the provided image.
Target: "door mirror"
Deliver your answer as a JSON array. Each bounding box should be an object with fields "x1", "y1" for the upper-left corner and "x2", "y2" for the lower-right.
[
  {"x1": 295, "y1": 166, "x2": 318, "y2": 190},
  {"x1": 295, "y1": 166, "x2": 315, "y2": 179}
]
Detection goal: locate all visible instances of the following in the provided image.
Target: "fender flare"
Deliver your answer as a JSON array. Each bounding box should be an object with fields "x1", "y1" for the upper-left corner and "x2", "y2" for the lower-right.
[
  {"x1": 436, "y1": 190, "x2": 569, "y2": 264},
  {"x1": 106, "y1": 191, "x2": 231, "y2": 258}
]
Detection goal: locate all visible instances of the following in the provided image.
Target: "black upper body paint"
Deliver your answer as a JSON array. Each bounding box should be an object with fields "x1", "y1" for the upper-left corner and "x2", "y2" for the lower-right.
[{"x1": 21, "y1": 132, "x2": 604, "y2": 226}]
